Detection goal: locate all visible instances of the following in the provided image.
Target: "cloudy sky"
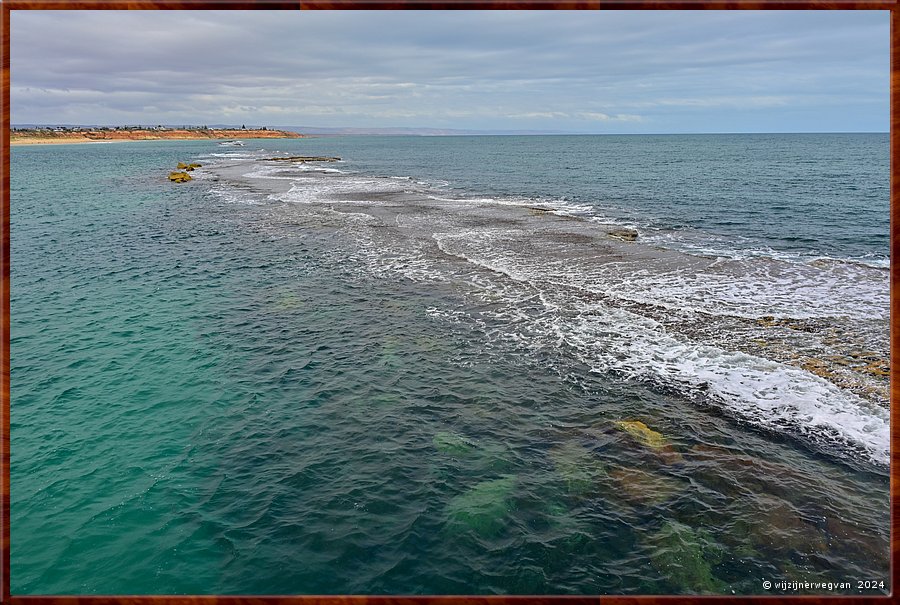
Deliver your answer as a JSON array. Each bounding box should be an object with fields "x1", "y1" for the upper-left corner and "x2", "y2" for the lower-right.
[{"x1": 10, "y1": 10, "x2": 888, "y2": 133}]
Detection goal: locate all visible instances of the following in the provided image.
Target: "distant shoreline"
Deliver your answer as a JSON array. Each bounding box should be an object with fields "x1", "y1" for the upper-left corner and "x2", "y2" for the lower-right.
[
  {"x1": 12, "y1": 138, "x2": 120, "y2": 146},
  {"x1": 10, "y1": 128, "x2": 303, "y2": 146}
]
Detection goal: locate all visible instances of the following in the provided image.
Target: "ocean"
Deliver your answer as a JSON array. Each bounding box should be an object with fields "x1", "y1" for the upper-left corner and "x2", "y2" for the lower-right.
[{"x1": 10, "y1": 133, "x2": 890, "y2": 595}]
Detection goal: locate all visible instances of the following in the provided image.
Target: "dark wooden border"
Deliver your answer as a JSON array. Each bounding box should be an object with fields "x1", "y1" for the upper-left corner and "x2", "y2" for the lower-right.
[
  {"x1": 1, "y1": 1, "x2": 896, "y2": 603},
  {"x1": 892, "y1": 6, "x2": 900, "y2": 605},
  {"x1": 1, "y1": 3, "x2": 9, "y2": 605},
  {"x1": 0, "y1": 1, "x2": 899, "y2": 8}
]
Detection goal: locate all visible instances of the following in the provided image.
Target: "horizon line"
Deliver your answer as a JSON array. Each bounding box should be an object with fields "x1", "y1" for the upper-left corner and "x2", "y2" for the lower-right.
[{"x1": 9, "y1": 124, "x2": 889, "y2": 136}]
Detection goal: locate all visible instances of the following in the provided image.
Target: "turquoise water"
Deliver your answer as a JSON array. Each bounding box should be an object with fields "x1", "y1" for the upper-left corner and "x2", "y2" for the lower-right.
[{"x1": 10, "y1": 136, "x2": 889, "y2": 595}]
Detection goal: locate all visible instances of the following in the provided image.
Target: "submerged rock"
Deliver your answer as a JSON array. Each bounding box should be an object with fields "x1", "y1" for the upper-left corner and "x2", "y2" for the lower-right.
[
  {"x1": 615, "y1": 420, "x2": 666, "y2": 448},
  {"x1": 614, "y1": 420, "x2": 682, "y2": 463},
  {"x1": 822, "y1": 513, "x2": 890, "y2": 565},
  {"x1": 446, "y1": 475, "x2": 516, "y2": 537},
  {"x1": 689, "y1": 444, "x2": 811, "y2": 501},
  {"x1": 433, "y1": 431, "x2": 477, "y2": 457},
  {"x1": 478, "y1": 442, "x2": 515, "y2": 473},
  {"x1": 168, "y1": 171, "x2": 192, "y2": 183},
  {"x1": 648, "y1": 520, "x2": 727, "y2": 594},
  {"x1": 549, "y1": 442, "x2": 606, "y2": 497},
  {"x1": 608, "y1": 467, "x2": 683, "y2": 507},
  {"x1": 272, "y1": 292, "x2": 304, "y2": 311},
  {"x1": 750, "y1": 500, "x2": 828, "y2": 555},
  {"x1": 542, "y1": 499, "x2": 588, "y2": 542},
  {"x1": 725, "y1": 497, "x2": 828, "y2": 558}
]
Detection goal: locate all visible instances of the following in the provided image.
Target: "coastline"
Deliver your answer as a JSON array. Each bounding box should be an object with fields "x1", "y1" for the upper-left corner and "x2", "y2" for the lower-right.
[
  {"x1": 10, "y1": 128, "x2": 303, "y2": 146},
  {"x1": 11, "y1": 138, "x2": 117, "y2": 146}
]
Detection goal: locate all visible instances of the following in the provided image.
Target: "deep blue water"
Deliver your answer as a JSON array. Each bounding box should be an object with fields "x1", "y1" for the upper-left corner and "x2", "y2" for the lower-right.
[
  {"x1": 283, "y1": 133, "x2": 889, "y2": 266},
  {"x1": 9, "y1": 134, "x2": 890, "y2": 595}
]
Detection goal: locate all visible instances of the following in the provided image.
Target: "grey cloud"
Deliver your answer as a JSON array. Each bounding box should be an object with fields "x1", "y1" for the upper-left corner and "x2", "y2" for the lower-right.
[{"x1": 10, "y1": 10, "x2": 888, "y2": 132}]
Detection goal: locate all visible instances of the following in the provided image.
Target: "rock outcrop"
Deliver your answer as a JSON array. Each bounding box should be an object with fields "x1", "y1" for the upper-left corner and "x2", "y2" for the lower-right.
[
  {"x1": 168, "y1": 171, "x2": 192, "y2": 183},
  {"x1": 608, "y1": 227, "x2": 639, "y2": 241}
]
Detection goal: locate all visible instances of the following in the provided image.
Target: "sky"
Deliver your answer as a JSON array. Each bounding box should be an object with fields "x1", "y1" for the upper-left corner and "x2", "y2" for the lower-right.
[{"x1": 10, "y1": 10, "x2": 889, "y2": 134}]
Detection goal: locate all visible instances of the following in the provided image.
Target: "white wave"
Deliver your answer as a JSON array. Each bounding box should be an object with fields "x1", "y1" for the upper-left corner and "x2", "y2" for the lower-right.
[
  {"x1": 432, "y1": 227, "x2": 889, "y2": 466},
  {"x1": 808, "y1": 255, "x2": 890, "y2": 271},
  {"x1": 563, "y1": 303, "x2": 889, "y2": 466},
  {"x1": 425, "y1": 193, "x2": 595, "y2": 217},
  {"x1": 205, "y1": 162, "x2": 889, "y2": 466},
  {"x1": 207, "y1": 185, "x2": 265, "y2": 205},
  {"x1": 636, "y1": 228, "x2": 890, "y2": 273},
  {"x1": 240, "y1": 164, "x2": 416, "y2": 204},
  {"x1": 199, "y1": 152, "x2": 260, "y2": 159},
  {"x1": 241, "y1": 164, "x2": 314, "y2": 180},
  {"x1": 417, "y1": 178, "x2": 450, "y2": 189},
  {"x1": 325, "y1": 210, "x2": 452, "y2": 284},
  {"x1": 275, "y1": 163, "x2": 345, "y2": 174},
  {"x1": 604, "y1": 262, "x2": 887, "y2": 321},
  {"x1": 278, "y1": 178, "x2": 410, "y2": 205}
]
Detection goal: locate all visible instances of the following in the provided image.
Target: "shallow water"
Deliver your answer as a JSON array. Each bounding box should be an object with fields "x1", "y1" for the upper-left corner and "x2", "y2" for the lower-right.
[{"x1": 10, "y1": 136, "x2": 889, "y2": 595}]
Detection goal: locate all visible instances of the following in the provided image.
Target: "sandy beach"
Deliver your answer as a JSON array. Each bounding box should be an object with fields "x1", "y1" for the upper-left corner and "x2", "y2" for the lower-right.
[{"x1": 10, "y1": 137, "x2": 117, "y2": 145}]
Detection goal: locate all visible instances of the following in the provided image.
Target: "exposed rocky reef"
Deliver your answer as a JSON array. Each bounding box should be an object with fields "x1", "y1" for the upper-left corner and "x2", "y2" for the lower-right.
[
  {"x1": 261, "y1": 156, "x2": 342, "y2": 163},
  {"x1": 608, "y1": 227, "x2": 639, "y2": 241}
]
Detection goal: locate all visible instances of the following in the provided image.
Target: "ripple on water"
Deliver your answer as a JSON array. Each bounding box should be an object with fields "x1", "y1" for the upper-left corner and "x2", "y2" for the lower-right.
[{"x1": 9, "y1": 144, "x2": 890, "y2": 595}]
